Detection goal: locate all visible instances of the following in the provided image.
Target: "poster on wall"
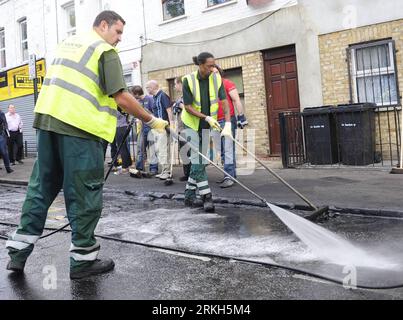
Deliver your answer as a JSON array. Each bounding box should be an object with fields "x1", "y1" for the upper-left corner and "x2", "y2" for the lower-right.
[{"x1": 0, "y1": 58, "x2": 46, "y2": 102}]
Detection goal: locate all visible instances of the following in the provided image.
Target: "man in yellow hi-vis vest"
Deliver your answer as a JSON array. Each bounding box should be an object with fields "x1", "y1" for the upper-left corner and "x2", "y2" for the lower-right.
[
  {"x1": 181, "y1": 52, "x2": 232, "y2": 213},
  {"x1": 5, "y1": 11, "x2": 167, "y2": 280}
]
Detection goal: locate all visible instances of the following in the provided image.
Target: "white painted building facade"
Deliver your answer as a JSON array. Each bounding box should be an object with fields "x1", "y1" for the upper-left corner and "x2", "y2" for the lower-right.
[
  {"x1": 0, "y1": 0, "x2": 145, "y2": 85},
  {"x1": 0, "y1": 0, "x2": 402, "y2": 156}
]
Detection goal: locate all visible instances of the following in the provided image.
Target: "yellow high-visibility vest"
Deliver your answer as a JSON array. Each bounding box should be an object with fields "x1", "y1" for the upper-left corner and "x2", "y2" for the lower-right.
[
  {"x1": 34, "y1": 31, "x2": 118, "y2": 142},
  {"x1": 181, "y1": 71, "x2": 222, "y2": 131}
]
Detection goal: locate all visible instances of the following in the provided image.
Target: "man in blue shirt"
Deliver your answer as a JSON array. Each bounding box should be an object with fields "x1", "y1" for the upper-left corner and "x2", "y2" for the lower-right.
[
  {"x1": 130, "y1": 85, "x2": 156, "y2": 174},
  {"x1": 146, "y1": 80, "x2": 173, "y2": 180}
]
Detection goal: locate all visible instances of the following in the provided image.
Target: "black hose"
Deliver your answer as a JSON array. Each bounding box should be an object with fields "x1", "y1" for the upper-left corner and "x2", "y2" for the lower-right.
[{"x1": 1, "y1": 220, "x2": 402, "y2": 290}]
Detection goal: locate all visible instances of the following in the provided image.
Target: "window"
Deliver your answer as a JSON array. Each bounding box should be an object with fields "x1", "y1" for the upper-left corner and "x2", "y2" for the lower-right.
[
  {"x1": 123, "y1": 72, "x2": 133, "y2": 87},
  {"x1": 207, "y1": 0, "x2": 232, "y2": 7},
  {"x1": 224, "y1": 67, "x2": 245, "y2": 108},
  {"x1": 0, "y1": 28, "x2": 5, "y2": 68},
  {"x1": 19, "y1": 18, "x2": 28, "y2": 62},
  {"x1": 63, "y1": 2, "x2": 76, "y2": 37},
  {"x1": 162, "y1": 0, "x2": 185, "y2": 21},
  {"x1": 349, "y1": 40, "x2": 400, "y2": 106}
]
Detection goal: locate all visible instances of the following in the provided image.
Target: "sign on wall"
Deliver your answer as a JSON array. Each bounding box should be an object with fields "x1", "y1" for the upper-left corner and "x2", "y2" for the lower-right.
[{"x1": 0, "y1": 58, "x2": 46, "y2": 101}]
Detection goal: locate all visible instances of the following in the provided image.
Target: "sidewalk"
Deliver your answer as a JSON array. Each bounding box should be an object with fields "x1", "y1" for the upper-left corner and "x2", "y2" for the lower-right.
[{"x1": 1, "y1": 156, "x2": 402, "y2": 217}]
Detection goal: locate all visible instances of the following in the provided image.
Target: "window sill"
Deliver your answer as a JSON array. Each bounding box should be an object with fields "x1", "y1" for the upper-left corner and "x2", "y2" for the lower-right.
[
  {"x1": 159, "y1": 15, "x2": 187, "y2": 26},
  {"x1": 202, "y1": 0, "x2": 237, "y2": 13}
]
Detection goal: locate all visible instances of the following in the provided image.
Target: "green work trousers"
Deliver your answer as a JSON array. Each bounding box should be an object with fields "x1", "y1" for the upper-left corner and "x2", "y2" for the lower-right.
[
  {"x1": 6, "y1": 129, "x2": 105, "y2": 270},
  {"x1": 183, "y1": 127, "x2": 212, "y2": 200}
]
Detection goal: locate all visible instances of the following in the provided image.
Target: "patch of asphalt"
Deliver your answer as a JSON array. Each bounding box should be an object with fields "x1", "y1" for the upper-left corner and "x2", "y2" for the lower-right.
[{"x1": 1, "y1": 178, "x2": 403, "y2": 220}]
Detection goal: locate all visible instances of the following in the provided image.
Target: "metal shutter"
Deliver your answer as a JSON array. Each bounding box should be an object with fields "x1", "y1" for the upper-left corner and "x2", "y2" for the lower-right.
[{"x1": 0, "y1": 94, "x2": 37, "y2": 156}]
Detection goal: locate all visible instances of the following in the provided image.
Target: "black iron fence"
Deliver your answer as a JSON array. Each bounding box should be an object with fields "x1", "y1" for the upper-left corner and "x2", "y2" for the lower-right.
[
  {"x1": 280, "y1": 103, "x2": 401, "y2": 168},
  {"x1": 24, "y1": 140, "x2": 37, "y2": 158}
]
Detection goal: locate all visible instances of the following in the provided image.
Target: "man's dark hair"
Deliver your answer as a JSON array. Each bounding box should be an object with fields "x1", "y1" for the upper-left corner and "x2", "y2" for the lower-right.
[
  {"x1": 130, "y1": 85, "x2": 144, "y2": 96},
  {"x1": 93, "y1": 10, "x2": 126, "y2": 27},
  {"x1": 192, "y1": 52, "x2": 214, "y2": 66}
]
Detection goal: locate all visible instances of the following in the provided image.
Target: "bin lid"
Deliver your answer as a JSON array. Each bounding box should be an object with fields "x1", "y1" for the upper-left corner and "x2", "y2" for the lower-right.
[
  {"x1": 335, "y1": 103, "x2": 377, "y2": 112},
  {"x1": 302, "y1": 105, "x2": 337, "y2": 114}
]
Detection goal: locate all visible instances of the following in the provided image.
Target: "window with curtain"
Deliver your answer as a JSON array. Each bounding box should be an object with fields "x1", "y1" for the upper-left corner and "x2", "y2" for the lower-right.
[
  {"x1": 0, "y1": 28, "x2": 6, "y2": 68},
  {"x1": 19, "y1": 18, "x2": 28, "y2": 62},
  {"x1": 349, "y1": 40, "x2": 399, "y2": 106},
  {"x1": 162, "y1": 0, "x2": 185, "y2": 21},
  {"x1": 63, "y1": 2, "x2": 76, "y2": 37}
]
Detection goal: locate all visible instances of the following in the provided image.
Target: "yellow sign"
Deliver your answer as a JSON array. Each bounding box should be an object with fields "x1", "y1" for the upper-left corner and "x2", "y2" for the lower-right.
[
  {"x1": 0, "y1": 58, "x2": 46, "y2": 101},
  {"x1": 14, "y1": 75, "x2": 43, "y2": 88}
]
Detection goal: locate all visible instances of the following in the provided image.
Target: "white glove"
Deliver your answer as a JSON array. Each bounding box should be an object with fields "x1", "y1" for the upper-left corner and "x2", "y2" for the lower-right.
[
  {"x1": 205, "y1": 116, "x2": 221, "y2": 131},
  {"x1": 221, "y1": 122, "x2": 232, "y2": 138},
  {"x1": 146, "y1": 116, "x2": 168, "y2": 133}
]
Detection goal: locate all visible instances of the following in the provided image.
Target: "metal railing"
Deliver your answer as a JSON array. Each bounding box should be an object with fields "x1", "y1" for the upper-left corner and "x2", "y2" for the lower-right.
[
  {"x1": 24, "y1": 140, "x2": 37, "y2": 158},
  {"x1": 280, "y1": 105, "x2": 401, "y2": 168}
]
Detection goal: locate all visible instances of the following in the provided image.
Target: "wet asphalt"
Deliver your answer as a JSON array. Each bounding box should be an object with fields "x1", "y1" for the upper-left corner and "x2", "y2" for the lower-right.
[{"x1": 1, "y1": 182, "x2": 403, "y2": 299}]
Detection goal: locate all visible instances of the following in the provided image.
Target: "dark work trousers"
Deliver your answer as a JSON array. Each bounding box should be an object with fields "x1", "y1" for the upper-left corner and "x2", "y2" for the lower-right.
[
  {"x1": 0, "y1": 134, "x2": 11, "y2": 170},
  {"x1": 6, "y1": 129, "x2": 105, "y2": 271},
  {"x1": 178, "y1": 130, "x2": 191, "y2": 178},
  {"x1": 112, "y1": 126, "x2": 132, "y2": 169},
  {"x1": 8, "y1": 131, "x2": 23, "y2": 163}
]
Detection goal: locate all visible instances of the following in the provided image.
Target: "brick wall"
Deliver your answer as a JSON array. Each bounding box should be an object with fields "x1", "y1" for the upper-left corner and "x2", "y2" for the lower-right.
[
  {"x1": 319, "y1": 19, "x2": 403, "y2": 161},
  {"x1": 147, "y1": 51, "x2": 270, "y2": 156}
]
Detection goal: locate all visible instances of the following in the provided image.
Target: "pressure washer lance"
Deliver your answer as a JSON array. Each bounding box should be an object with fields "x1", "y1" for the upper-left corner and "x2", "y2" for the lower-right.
[
  {"x1": 166, "y1": 127, "x2": 307, "y2": 215},
  {"x1": 223, "y1": 132, "x2": 328, "y2": 220},
  {"x1": 164, "y1": 114, "x2": 179, "y2": 186}
]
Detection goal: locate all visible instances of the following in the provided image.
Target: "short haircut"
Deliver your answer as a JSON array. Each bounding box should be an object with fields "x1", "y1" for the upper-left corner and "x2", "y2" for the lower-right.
[
  {"x1": 93, "y1": 10, "x2": 126, "y2": 27},
  {"x1": 192, "y1": 52, "x2": 214, "y2": 66},
  {"x1": 130, "y1": 85, "x2": 144, "y2": 96},
  {"x1": 174, "y1": 76, "x2": 183, "y2": 84}
]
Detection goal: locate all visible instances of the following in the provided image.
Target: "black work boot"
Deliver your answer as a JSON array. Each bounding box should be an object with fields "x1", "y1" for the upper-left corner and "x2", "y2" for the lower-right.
[
  {"x1": 202, "y1": 194, "x2": 215, "y2": 213},
  {"x1": 6, "y1": 260, "x2": 25, "y2": 274},
  {"x1": 70, "y1": 259, "x2": 115, "y2": 280},
  {"x1": 184, "y1": 197, "x2": 204, "y2": 208}
]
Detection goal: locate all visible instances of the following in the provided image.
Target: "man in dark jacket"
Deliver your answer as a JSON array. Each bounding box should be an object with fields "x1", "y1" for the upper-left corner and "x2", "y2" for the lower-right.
[{"x1": 0, "y1": 109, "x2": 13, "y2": 173}]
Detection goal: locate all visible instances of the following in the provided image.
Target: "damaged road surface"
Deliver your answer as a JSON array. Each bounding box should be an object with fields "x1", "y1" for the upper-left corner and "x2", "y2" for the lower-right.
[{"x1": 1, "y1": 184, "x2": 403, "y2": 299}]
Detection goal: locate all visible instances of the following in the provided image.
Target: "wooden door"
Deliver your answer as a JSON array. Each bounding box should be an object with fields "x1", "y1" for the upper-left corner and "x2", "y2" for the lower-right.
[{"x1": 263, "y1": 46, "x2": 300, "y2": 155}]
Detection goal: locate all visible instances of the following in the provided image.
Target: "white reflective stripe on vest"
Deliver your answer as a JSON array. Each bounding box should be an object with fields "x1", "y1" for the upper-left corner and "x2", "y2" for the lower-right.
[
  {"x1": 6, "y1": 240, "x2": 32, "y2": 250},
  {"x1": 211, "y1": 73, "x2": 219, "y2": 105},
  {"x1": 51, "y1": 40, "x2": 104, "y2": 86},
  {"x1": 190, "y1": 73, "x2": 201, "y2": 107},
  {"x1": 70, "y1": 250, "x2": 99, "y2": 261},
  {"x1": 43, "y1": 78, "x2": 117, "y2": 117},
  {"x1": 11, "y1": 231, "x2": 40, "y2": 244},
  {"x1": 52, "y1": 58, "x2": 99, "y2": 85},
  {"x1": 70, "y1": 241, "x2": 100, "y2": 252}
]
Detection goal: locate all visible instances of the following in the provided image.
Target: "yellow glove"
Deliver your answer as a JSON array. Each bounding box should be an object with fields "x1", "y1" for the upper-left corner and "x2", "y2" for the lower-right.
[
  {"x1": 146, "y1": 116, "x2": 168, "y2": 133},
  {"x1": 221, "y1": 122, "x2": 232, "y2": 138},
  {"x1": 205, "y1": 116, "x2": 221, "y2": 131}
]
